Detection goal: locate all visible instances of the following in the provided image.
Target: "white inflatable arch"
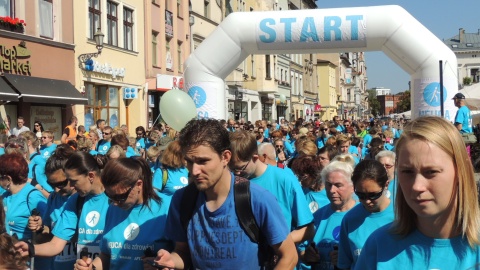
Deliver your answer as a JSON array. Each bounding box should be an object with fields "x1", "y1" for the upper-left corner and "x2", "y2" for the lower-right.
[{"x1": 184, "y1": 5, "x2": 457, "y2": 120}]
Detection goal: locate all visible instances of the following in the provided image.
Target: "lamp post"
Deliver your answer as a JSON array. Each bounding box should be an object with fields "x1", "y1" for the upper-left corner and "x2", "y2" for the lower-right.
[{"x1": 78, "y1": 28, "x2": 105, "y2": 67}]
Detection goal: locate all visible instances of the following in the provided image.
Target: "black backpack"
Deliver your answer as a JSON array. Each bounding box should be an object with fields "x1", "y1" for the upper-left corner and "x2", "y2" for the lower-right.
[{"x1": 180, "y1": 176, "x2": 276, "y2": 269}]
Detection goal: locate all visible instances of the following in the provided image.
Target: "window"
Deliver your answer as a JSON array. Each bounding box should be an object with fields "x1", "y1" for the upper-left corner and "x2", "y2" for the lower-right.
[
  {"x1": 166, "y1": 37, "x2": 173, "y2": 70},
  {"x1": 177, "y1": 0, "x2": 182, "y2": 17},
  {"x1": 88, "y1": 0, "x2": 101, "y2": 39},
  {"x1": 265, "y1": 55, "x2": 271, "y2": 79},
  {"x1": 0, "y1": 0, "x2": 13, "y2": 17},
  {"x1": 107, "y1": 1, "x2": 118, "y2": 46},
  {"x1": 39, "y1": 0, "x2": 53, "y2": 38},
  {"x1": 85, "y1": 83, "x2": 120, "y2": 128},
  {"x1": 262, "y1": 103, "x2": 272, "y2": 121},
  {"x1": 466, "y1": 43, "x2": 473, "y2": 47},
  {"x1": 152, "y1": 31, "x2": 158, "y2": 66},
  {"x1": 204, "y1": 0, "x2": 209, "y2": 18},
  {"x1": 123, "y1": 7, "x2": 134, "y2": 50},
  {"x1": 177, "y1": 41, "x2": 183, "y2": 72}
]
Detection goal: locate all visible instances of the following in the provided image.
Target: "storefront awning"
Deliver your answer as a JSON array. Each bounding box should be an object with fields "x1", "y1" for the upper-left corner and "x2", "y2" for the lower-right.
[
  {"x1": 0, "y1": 77, "x2": 19, "y2": 102},
  {"x1": 3, "y1": 73, "x2": 88, "y2": 105}
]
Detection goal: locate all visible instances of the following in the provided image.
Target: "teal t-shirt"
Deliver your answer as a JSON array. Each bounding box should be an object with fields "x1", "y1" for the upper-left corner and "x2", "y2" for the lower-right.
[
  {"x1": 354, "y1": 225, "x2": 480, "y2": 269},
  {"x1": 153, "y1": 167, "x2": 189, "y2": 196},
  {"x1": 455, "y1": 105, "x2": 473, "y2": 134},
  {"x1": 99, "y1": 194, "x2": 173, "y2": 269},
  {"x1": 303, "y1": 187, "x2": 330, "y2": 214}
]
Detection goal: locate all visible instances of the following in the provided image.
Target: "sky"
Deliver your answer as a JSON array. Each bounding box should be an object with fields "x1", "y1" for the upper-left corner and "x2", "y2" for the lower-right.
[{"x1": 315, "y1": 0, "x2": 480, "y2": 93}]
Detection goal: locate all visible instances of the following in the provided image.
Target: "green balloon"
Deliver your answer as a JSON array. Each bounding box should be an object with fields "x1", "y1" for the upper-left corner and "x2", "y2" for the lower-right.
[{"x1": 160, "y1": 89, "x2": 197, "y2": 131}]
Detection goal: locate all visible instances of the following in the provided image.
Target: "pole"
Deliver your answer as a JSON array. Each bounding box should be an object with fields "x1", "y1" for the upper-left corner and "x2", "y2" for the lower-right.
[
  {"x1": 439, "y1": 60, "x2": 444, "y2": 117},
  {"x1": 30, "y1": 208, "x2": 40, "y2": 270}
]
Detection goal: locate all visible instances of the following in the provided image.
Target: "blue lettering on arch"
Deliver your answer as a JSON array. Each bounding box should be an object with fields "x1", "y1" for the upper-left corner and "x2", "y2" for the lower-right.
[
  {"x1": 259, "y1": 18, "x2": 276, "y2": 43},
  {"x1": 346, "y1": 15, "x2": 363, "y2": 40},
  {"x1": 300, "y1": 17, "x2": 319, "y2": 42},
  {"x1": 324, "y1": 16, "x2": 342, "y2": 41},
  {"x1": 280, "y1": 18, "x2": 296, "y2": 42}
]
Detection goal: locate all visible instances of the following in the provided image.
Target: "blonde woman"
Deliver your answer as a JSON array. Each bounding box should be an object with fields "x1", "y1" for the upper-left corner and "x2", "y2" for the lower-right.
[{"x1": 355, "y1": 116, "x2": 480, "y2": 268}]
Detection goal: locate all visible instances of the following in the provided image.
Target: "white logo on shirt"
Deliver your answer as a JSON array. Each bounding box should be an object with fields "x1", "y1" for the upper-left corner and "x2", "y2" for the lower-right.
[
  {"x1": 180, "y1": 177, "x2": 188, "y2": 185},
  {"x1": 102, "y1": 146, "x2": 108, "y2": 151},
  {"x1": 124, "y1": 223, "x2": 140, "y2": 241},
  {"x1": 85, "y1": 211, "x2": 100, "y2": 227},
  {"x1": 309, "y1": 201, "x2": 319, "y2": 213}
]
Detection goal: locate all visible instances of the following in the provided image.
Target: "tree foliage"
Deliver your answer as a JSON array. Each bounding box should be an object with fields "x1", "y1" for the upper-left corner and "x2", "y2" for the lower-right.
[{"x1": 396, "y1": 90, "x2": 411, "y2": 112}]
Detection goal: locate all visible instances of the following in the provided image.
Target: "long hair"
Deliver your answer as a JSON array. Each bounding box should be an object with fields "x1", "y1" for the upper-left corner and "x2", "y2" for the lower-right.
[
  {"x1": 45, "y1": 144, "x2": 76, "y2": 177},
  {"x1": 101, "y1": 157, "x2": 160, "y2": 209},
  {"x1": 64, "y1": 151, "x2": 102, "y2": 176},
  {"x1": 392, "y1": 116, "x2": 480, "y2": 248}
]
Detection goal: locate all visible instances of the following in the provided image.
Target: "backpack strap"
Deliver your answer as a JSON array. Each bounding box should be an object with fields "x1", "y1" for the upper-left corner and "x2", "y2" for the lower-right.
[
  {"x1": 71, "y1": 195, "x2": 86, "y2": 244},
  {"x1": 180, "y1": 183, "x2": 200, "y2": 233},
  {"x1": 161, "y1": 168, "x2": 168, "y2": 191},
  {"x1": 233, "y1": 177, "x2": 260, "y2": 243}
]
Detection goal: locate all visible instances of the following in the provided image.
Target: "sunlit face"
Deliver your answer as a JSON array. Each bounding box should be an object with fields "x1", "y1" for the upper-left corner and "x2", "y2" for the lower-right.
[
  {"x1": 354, "y1": 179, "x2": 388, "y2": 213},
  {"x1": 339, "y1": 141, "x2": 350, "y2": 154},
  {"x1": 105, "y1": 180, "x2": 141, "y2": 210},
  {"x1": 184, "y1": 145, "x2": 230, "y2": 192},
  {"x1": 229, "y1": 157, "x2": 256, "y2": 180},
  {"x1": 17, "y1": 119, "x2": 24, "y2": 128},
  {"x1": 325, "y1": 171, "x2": 354, "y2": 211},
  {"x1": 65, "y1": 169, "x2": 94, "y2": 197},
  {"x1": 397, "y1": 139, "x2": 457, "y2": 222},
  {"x1": 41, "y1": 133, "x2": 53, "y2": 146},
  {"x1": 318, "y1": 152, "x2": 330, "y2": 167},
  {"x1": 48, "y1": 169, "x2": 75, "y2": 197},
  {"x1": 378, "y1": 156, "x2": 395, "y2": 181}
]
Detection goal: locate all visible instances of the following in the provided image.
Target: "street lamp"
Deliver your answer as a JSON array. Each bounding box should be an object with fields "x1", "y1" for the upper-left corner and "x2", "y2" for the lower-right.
[{"x1": 78, "y1": 28, "x2": 105, "y2": 65}]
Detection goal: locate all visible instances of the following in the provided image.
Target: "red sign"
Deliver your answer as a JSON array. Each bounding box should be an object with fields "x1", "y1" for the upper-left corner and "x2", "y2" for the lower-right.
[
  {"x1": 344, "y1": 109, "x2": 348, "y2": 113},
  {"x1": 314, "y1": 104, "x2": 321, "y2": 111}
]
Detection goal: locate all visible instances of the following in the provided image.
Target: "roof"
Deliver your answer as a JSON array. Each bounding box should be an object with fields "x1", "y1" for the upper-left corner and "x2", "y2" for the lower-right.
[{"x1": 444, "y1": 32, "x2": 480, "y2": 51}]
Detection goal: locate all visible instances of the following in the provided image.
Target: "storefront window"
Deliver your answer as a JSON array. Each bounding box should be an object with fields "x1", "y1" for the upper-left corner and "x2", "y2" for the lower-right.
[
  {"x1": 85, "y1": 83, "x2": 120, "y2": 128},
  {"x1": 262, "y1": 103, "x2": 272, "y2": 121},
  {"x1": 277, "y1": 105, "x2": 287, "y2": 122},
  {"x1": 234, "y1": 101, "x2": 247, "y2": 121}
]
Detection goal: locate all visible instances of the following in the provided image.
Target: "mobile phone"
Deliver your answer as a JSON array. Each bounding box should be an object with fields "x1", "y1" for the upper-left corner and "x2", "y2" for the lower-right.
[{"x1": 145, "y1": 259, "x2": 170, "y2": 269}]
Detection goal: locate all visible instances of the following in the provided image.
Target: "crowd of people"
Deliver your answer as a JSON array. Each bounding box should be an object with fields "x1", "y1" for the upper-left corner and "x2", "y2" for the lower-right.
[{"x1": 0, "y1": 109, "x2": 478, "y2": 269}]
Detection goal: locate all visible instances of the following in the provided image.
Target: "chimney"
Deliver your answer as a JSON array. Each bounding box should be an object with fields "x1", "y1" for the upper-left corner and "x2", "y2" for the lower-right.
[{"x1": 459, "y1": 28, "x2": 465, "y2": 43}]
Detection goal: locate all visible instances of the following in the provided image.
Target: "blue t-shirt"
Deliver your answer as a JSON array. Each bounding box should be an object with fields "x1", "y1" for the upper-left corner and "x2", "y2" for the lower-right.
[
  {"x1": 44, "y1": 193, "x2": 76, "y2": 269},
  {"x1": 362, "y1": 134, "x2": 373, "y2": 157},
  {"x1": 251, "y1": 165, "x2": 313, "y2": 230},
  {"x1": 455, "y1": 105, "x2": 473, "y2": 134},
  {"x1": 303, "y1": 187, "x2": 330, "y2": 214},
  {"x1": 165, "y1": 174, "x2": 290, "y2": 269},
  {"x1": 386, "y1": 178, "x2": 397, "y2": 206},
  {"x1": 40, "y1": 143, "x2": 57, "y2": 160},
  {"x1": 100, "y1": 194, "x2": 173, "y2": 269},
  {"x1": 300, "y1": 204, "x2": 352, "y2": 270},
  {"x1": 29, "y1": 152, "x2": 53, "y2": 193},
  {"x1": 126, "y1": 146, "x2": 139, "y2": 157},
  {"x1": 53, "y1": 193, "x2": 109, "y2": 261},
  {"x1": 337, "y1": 202, "x2": 395, "y2": 269},
  {"x1": 354, "y1": 224, "x2": 480, "y2": 269},
  {"x1": 135, "y1": 137, "x2": 146, "y2": 152},
  {"x1": 2, "y1": 184, "x2": 47, "y2": 239},
  {"x1": 153, "y1": 167, "x2": 189, "y2": 196},
  {"x1": 96, "y1": 140, "x2": 111, "y2": 155},
  {"x1": 336, "y1": 125, "x2": 345, "y2": 133},
  {"x1": 315, "y1": 136, "x2": 328, "y2": 149}
]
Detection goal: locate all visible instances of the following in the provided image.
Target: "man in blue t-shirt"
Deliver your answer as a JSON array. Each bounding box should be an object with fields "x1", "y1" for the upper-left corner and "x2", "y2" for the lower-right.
[
  {"x1": 96, "y1": 126, "x2": 113, "y2": 155},
  {"x1": 229, "y1": 130, "x2": 314, "y2": 244},
  {"x1": 155, "y1": 119, "x2": 297, "y2": 269},
  {"x1": 39, "y1": 130, "x2": 57, "y2": 160},
  {"x1": 453, "y1": 92, "x2": 473, "y2": 134}
]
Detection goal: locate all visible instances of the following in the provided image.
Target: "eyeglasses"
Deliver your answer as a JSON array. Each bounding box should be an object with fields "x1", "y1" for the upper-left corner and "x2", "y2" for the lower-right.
[
  {"x1": 41, "y1": 136, "x2": 50, "y2": 139},
  {"x1": 321, "y1": 129, "x2": 328, "y2": 131},
  {"x1": 275, "y1": 145, "x2": 284, "y2": 148},
  {"x1": 5, "y1": 142, "x2": 24, "y2": 150},
  {"x1": 103, "y1": 132, "x2": 111, "y2": 135},
  {"x1": 230, "y1": 160, "x2": 250, "y2": 173},
  {"x1": 383, "y1": 164, "x2": 394, "y2": 169},
  {"x1": 105, "y1": 183, "x2": 136, "y2": 204},
  {"x1": 47, "y1": 179, "x2": 69, "y2": 189},
  {"x1": 355, "y1": 187, "x2": 385, "y2": 201}
]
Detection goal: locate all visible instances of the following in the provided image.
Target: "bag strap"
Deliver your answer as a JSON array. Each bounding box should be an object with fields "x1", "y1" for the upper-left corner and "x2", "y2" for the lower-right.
[
  {"x1": 180, "y1": 183, "x2": 200, "y2": 233},
  {"x1": 233, "y1": 177, "x2": 260, "y2": 243},
  {"x1": 161, "y1": 168, "x2": 168, "y2": 191},
  {"x1": 26, "y1": 188, "x2": 39, "y2": 213},
  {"x1": 71, "y1": 195, "x2": 86, "y2": 244}
]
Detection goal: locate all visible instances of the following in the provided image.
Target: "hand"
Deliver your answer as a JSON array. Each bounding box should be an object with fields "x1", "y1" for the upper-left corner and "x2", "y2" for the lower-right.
[
  {"x1": 28, "y1": 215, "x2": 43, "y2": 232},
  {"x1": 329, "y1": 249, "x2": 339, "y2": 267},
  {"x1": 74, "y1": 257, "x2": 93, "y2": 270},
  {"x1": 277, "y1": 151, "x2": 286, "y2": 162},
  {"x1": 303, "y1": 244, "x2": 320, "y2": 264},
  {"x1": 153, "y1": 249, "x2": 175, "y2": 269},
  {"x1": 14, "y1": 241, "x2": 30, "y2": 257}
]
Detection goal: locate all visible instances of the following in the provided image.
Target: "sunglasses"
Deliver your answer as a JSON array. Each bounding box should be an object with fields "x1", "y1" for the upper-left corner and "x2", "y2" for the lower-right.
[
  {"x1": 103, "y1": 132, "x2": 111, "y2": 135},
  {"x1": 41, "y1": 136, "x2": 50, "y2": 139},
  {"x1": 47, "y1": 179, "x2": 69, "y2": 189},
  {"x1": 355, "y1": 187, "x2": 384, "y2": 201},
  {"x1": 230, "y1": 160, "x2": 250, "y2": 173},
  {"x1": 321, "y1": 129, "x2": 328, "y2": 131},
  {"x1": 106, "y1": 183, "x2": 136, "y2": 204},
  {"x1": 34, "y1": 124, "x2": 40, "y2": 127}
]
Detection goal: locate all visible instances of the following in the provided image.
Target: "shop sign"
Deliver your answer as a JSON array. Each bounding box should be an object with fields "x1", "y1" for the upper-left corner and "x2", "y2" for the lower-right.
[
  {"x1": 83, "y1": 60, "x2": 126, "y2": 79},
  {"x1": 0, "y1": 42, "x2": 32, "y2": 75}
]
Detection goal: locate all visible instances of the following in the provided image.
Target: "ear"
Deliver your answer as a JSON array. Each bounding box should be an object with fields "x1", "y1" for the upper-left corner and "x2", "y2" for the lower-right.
[
  {"x1": 222, "y1": 150, "x2": 232, "y2": 165},
  {"x1": 88, "y1": 171, "x2": 95, "y2": 183}
]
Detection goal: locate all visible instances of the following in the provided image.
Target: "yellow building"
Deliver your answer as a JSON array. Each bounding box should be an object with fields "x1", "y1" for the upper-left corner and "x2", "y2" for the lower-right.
[{"x1": 316, "y1": 54, "x2": 339, "y2": 121}]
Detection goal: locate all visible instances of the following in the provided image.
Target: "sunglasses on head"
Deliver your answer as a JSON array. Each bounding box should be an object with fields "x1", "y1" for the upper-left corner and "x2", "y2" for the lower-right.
[
  {"x1": 47, "y1": 179, "x2": 69, "y2": 189},
  {"x1": 106, "y1": 183, "x2": 136, "y2": 204},
  {"x1": 355, "y1": 187, "x2": 384, "y2": 201}
]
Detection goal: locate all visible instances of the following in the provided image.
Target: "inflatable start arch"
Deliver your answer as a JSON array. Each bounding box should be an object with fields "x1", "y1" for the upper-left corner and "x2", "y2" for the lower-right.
[{"x1": 184, "y1": 5, "x2": 457, "y2": 120}]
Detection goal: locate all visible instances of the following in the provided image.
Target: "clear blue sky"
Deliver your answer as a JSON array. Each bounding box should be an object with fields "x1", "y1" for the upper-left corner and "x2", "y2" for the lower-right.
[{"x1": 315, "y1": 0, "x2": 480, "y2": 93}]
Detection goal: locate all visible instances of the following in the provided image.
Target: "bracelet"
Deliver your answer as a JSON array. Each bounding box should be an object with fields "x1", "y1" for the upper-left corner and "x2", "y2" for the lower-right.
[{"x1": 26, "y1": 241, "x2": 35, "y2": 257}]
